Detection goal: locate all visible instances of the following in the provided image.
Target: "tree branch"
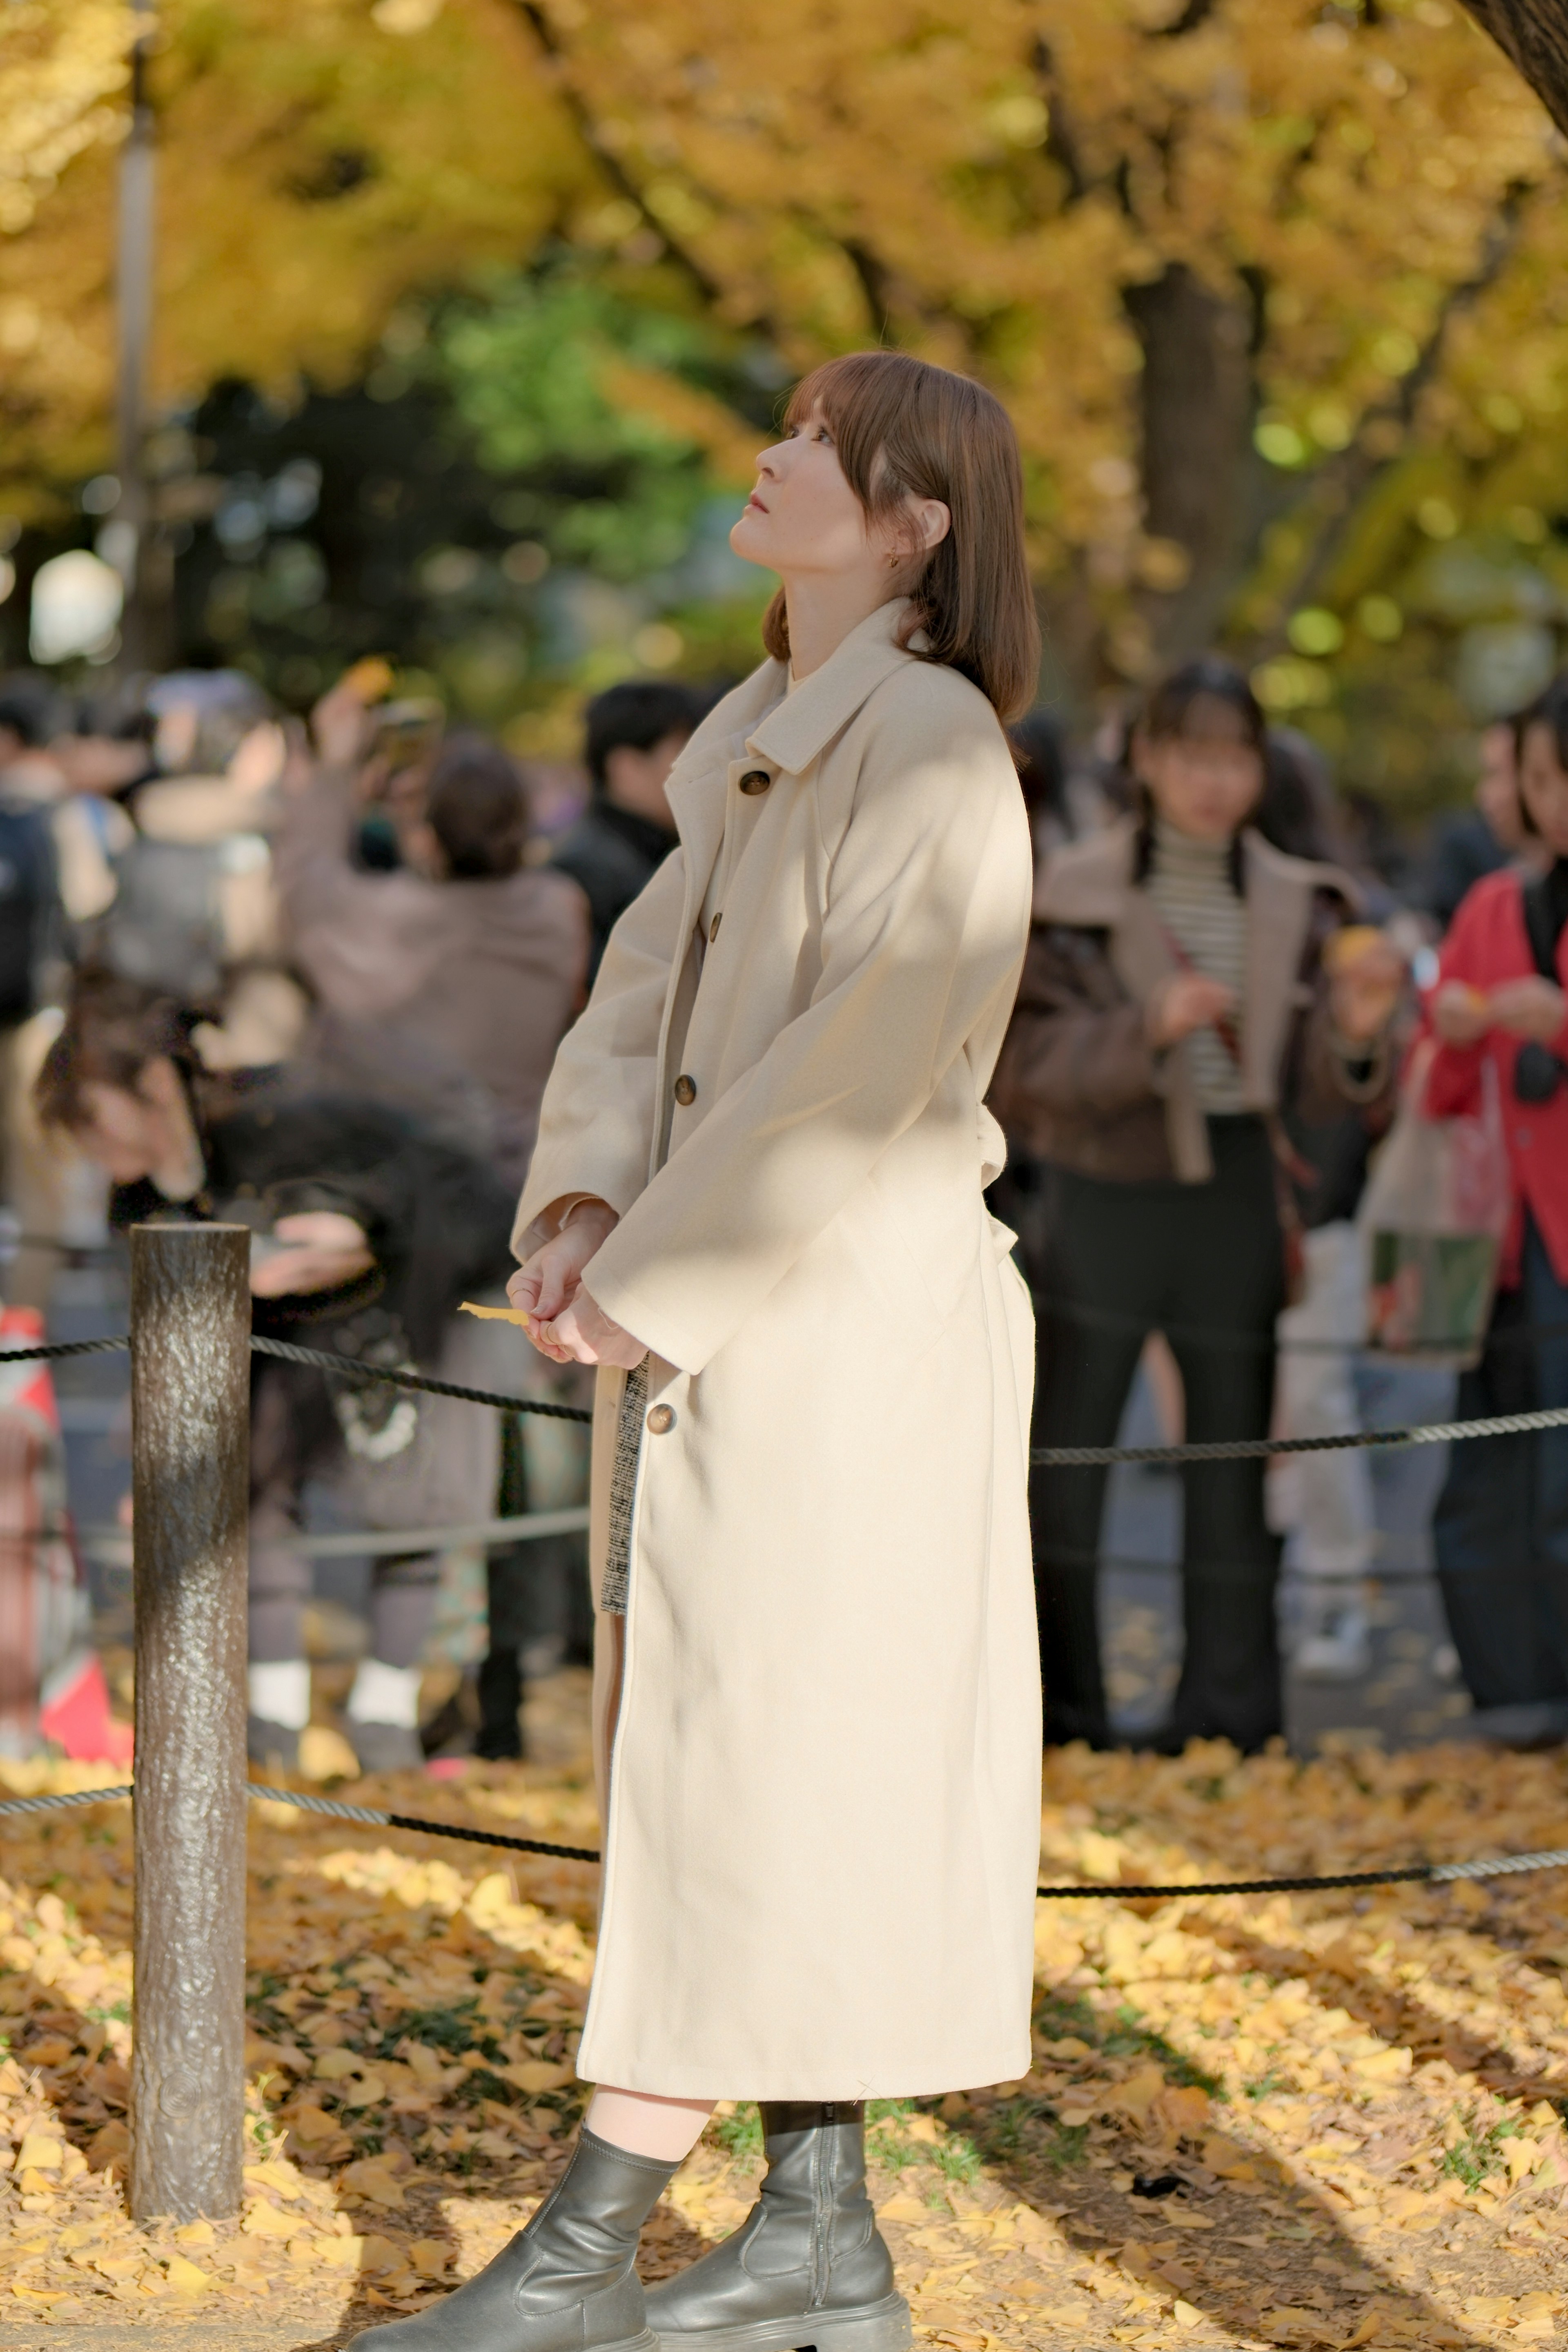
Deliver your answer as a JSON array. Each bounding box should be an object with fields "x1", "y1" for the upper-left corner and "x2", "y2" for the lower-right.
[
  {"x1": 511, "y1": 1, "x2": 726, "y2": 308},
  {"x1": 1244, "y1": 185, "x2": 1530, "y2": 655},
  {"x1": 1459, "y1": 0, "x2": 1568, "y2": 139}
]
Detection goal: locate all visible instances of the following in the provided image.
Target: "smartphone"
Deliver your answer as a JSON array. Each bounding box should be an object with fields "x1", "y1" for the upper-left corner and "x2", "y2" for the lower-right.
[{"x1": 372, "y1": 698, "x2": 444, "y2": 773}]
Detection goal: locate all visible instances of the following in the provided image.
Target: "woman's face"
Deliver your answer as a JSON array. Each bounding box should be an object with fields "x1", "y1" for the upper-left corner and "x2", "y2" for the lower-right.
[
  {"x1": 72, "y1": 1081, "x2": 167, "y2": 1184},
  {"x1": 1135, "y1": 696, "x2": 1264, "y2": 843},
  {"x1": 1520, "y1": 722, "x2": 1568, "y2": 858},
  {"x1": 729, "y1": 406, "x2": 946, "y2": 586},
  {"x1": 69, "y1": 1059, "x2": 201, "y2": 1194}
]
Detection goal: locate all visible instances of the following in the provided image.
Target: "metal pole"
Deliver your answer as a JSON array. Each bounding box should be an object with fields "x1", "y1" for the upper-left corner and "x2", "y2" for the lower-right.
[
  {"x1": 129, "y1": 1224, "x2": 250, "y2": 2224},
  {"x1": 113, "y1": 0, "x2": 157, "y2": 666}
]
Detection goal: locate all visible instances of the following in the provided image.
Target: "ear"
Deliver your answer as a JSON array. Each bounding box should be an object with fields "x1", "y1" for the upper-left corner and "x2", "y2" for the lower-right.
[{"x1": 909, "y1": 497, "x2": 951, "y2": 555}]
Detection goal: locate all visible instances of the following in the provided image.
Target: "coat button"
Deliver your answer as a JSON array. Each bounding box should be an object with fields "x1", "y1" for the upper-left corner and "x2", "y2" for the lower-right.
[
  {"x1": 673, "y1": 1073, "x2": 697, "y2": 1106},
  {"x1": 709, "y1": 912, "x2": 722, "y2": 942},
  {"x1": 739, "y1": 768, "x2": 771, "y2": 796},
  {"x1": 646, "y1": 1404, "x2": 675, "y2": 1435}
]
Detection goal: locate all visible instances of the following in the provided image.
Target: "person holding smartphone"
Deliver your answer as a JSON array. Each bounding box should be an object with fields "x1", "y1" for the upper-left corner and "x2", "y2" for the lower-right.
[{"x1": 1421, "y1": 679, "x2": 1568, "y2": 1719}]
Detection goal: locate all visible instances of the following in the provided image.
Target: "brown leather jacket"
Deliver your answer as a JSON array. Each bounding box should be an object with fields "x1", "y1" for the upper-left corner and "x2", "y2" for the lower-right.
[{"x1": 988, "y1": 817, "x2": 1392, "y2": 1186}]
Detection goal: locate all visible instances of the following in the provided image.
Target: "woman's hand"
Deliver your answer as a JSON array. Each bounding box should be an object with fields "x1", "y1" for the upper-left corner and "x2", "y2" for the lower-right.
[
  {"x1": 250, "y1": 1211, "x2": 375, "y2": 1297},
  {"x1": 530, "y1": 1285, "x2": 647, "y2": 1369},
  {"x1": 1431, "y1": 980, "x2": 1492, "y2": 1047},
  {"x1": 1147, "y1": 972, "x2": 1236, "y2": 1049},
  {"x1": 509, "y1": 1201, "x2": 646, "y2": 1367},
  {"x1": 1327, "y1": 930, "x2": 1404, "y2": 1044},
  {"x1": 508, "y1": 1199, "x2": 630, "y2": 1362},
  {"x1": 1488, "y1": 975, "x2": 1568, "y2": 1044}
]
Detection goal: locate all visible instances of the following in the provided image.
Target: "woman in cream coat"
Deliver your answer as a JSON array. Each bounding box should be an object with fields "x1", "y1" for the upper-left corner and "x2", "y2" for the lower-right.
[{"x1": 355, "y1": 352, "x2": 1041, "y2": 2352}]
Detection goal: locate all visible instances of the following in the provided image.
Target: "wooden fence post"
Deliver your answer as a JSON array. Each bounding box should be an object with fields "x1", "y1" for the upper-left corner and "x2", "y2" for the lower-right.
[{"x1": 129, "y1": 1222, "x2": 250, "y2": 2222}]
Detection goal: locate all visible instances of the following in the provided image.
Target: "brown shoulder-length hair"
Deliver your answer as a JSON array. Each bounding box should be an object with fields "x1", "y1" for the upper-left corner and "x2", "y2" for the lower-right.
[
  {"x1": 761, "y1": 351, "x2": 1040, "y2": 722},
  {"x1": 34, "y1": 968, "x2": 198, "y2": 1135}
]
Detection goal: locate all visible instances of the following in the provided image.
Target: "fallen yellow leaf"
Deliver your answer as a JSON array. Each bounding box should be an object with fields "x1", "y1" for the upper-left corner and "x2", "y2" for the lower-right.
[
  {"x1": 314, "y1": 2047, "x2": 363, "y2": 2081},
  {"x1": 165, "y1": 2254, "x2": 212, "y2": 2295},
  {"x1": 283, "y1": 2103, "x2": 341, "y2": 2144},
  {"x1": 340, "y1": 2069, "x2": 389, "y2": 2106},
  {"x1": 241, "y1": 2201, "x2": 299, "y2": 2239},
  {"x1": 11, "y1": 2133, "x2": 61, "y2": 2172},
  {"x1": 460, "y1": 1300, "x2": 530, "y2": 1324},
  {"x1": 341, "y1": 2158, "x2": 406, "y2": 2208},
  {"x1": 244, "y1": 2158, "x2": 305, "y2": 2198},
  {"x1": 501, "y1": 2058, "x2": 575, "y2": 2093}
]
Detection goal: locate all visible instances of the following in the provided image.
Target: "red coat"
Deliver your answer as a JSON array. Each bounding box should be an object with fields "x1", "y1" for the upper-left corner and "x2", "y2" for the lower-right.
[{"x1": 1417, "y1": 867, "x2": 1568, "y2": 1286}]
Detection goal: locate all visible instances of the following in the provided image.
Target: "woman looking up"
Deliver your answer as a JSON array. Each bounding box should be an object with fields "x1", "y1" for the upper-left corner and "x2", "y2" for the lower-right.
[{"x1": 353, "y1": 352, "x2": 1042, "y2": 2352}]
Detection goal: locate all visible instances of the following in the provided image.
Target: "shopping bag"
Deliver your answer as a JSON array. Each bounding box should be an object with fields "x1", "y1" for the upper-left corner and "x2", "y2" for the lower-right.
[{"x1": 1359, "y1": 1039, "x2": 1510, "y2": 1369}]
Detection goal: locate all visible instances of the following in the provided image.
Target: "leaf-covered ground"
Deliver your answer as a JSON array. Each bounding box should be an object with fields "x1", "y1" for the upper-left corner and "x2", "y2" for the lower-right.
[{"x1": 2, "y1": 1700, "x2": 1568, "y2": 2348}]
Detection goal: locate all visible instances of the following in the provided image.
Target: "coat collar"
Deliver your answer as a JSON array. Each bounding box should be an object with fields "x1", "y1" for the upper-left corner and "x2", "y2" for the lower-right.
[{"x1": 744, "y1": 597, "x2": 920, "y2": 776}]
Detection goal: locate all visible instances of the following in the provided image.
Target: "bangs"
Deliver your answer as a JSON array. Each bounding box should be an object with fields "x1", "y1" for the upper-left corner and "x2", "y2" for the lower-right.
[
  {"x1": 763, "y1": 350, "x2": 1040, "y2": 721},
  {"x1": 782, "y1": 353, "x2": 933, "y2": 517}
]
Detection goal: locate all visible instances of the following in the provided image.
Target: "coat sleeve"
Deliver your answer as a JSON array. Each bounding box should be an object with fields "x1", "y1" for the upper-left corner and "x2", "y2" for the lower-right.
[
  {"x1": 273, "y1": 759, "x2": 370, "y2": 938},
  {"x1": 581, "y1": 689, "x2": 1032, "y2": 1376},
  {"x1": 510, "y1": 843, "x2": 690, "y2": 1253},
  {"x1": 1418, "y1": 887, "x2": 1490, "y2": 1117},
  {"x1": 987, "y1": 922, "x2": 1167, "y2": 1127}
]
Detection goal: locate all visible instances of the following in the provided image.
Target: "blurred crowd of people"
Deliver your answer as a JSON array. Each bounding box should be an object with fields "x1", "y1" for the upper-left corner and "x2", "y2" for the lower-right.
[
  {"x1": 993, "y1": 657, "x2": 1568, "y2": 1755},
  {"x1": 0, "y1": 659, "x2": 714, "y2": 1767},
  {"x1": 1, "y1": 640, "x2": 1564, "y2": 1768}
]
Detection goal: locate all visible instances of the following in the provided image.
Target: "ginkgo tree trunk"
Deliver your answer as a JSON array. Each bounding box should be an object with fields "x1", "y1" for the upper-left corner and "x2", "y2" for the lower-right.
[{"x1": 1461, "y1": 0, "x2": 1568, "y2": 136}]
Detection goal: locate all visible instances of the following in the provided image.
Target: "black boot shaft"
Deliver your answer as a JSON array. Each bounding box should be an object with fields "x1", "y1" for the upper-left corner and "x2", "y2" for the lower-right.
[{"x1": 646, "y1": 2101, "x2": 906, "y2": 2350}]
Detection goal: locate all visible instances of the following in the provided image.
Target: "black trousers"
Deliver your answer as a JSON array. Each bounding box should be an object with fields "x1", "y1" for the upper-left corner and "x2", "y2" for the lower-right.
[
  {"x1": 1434, "y1": 1215, "x2": 1568, "y2": 1708},
  {"x1": 1018, "y1": 1117, "x2": 1287, "y2": 1750}
]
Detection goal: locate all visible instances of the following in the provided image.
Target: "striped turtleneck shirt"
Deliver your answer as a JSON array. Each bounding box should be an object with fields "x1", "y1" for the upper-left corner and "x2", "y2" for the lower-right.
[{"x1": 1144, "y1": 818, "x2": 1248, "y2": 1113}]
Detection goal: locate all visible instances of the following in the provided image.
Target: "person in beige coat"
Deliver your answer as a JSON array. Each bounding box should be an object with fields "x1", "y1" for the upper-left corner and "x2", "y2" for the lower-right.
[{"x1": 352, "y1": 354, "x2": 1042, "y2": 2352}]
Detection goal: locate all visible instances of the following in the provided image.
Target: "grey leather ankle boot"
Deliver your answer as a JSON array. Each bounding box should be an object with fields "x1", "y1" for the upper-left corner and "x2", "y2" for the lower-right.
[
  {"x1": 645, "y1": 2102, "x2": 910, "y2": 2352},
  {"x1": 350, "y1": 2128, "x2": 676, "y2": 2351}
]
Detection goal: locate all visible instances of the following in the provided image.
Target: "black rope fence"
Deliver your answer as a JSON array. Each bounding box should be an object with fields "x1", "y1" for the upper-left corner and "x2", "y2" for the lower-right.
[
  {"x1": 5, "y1": 1779, "x2": 1568, "y2": 1905},
  {"x1": 7, "y1": 1329, "x2": 1568, "y2": 1460},
  {"x1": 248, "y1": 1333, "x2": 593, "y2": 1421},
  {"x1": 1029, "y1": 1401, "x2": 1568, "y2": 1468}
]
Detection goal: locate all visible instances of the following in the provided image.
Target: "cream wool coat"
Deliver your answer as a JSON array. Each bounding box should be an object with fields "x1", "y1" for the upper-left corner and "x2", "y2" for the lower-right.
[{"x1": 513, "y1": 601, "x2": 1040, "y2": 2098}]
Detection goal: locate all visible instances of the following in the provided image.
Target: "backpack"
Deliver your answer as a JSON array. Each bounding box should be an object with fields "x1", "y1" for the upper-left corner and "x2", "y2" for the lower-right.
[{"x1": 0, "y1": 800, "x2": 60, "y2": 1025}]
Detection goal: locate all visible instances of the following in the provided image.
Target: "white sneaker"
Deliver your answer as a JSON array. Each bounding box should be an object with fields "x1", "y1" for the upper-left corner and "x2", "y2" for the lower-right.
[{"x1": 1294, "y1": 1603, "x2": 1371, "y2": 1683}]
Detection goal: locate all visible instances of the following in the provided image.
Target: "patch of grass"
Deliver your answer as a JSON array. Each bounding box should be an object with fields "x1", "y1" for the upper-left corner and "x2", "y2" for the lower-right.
[
  {"x1": 1244, "y1": 2070, "x2": 1285, "y2": 2102},
  {"x1": 930, "y1": 2130, "x2": 982, "y2": 2186},
  {"x1": 866, "y1": 2099, "x2": 919, "y2": 2173},
  {"x1": 456, "y1": 2067, "x2": 513, "y2": 2105},
  {"x1": 1441, "y1": 2110, "x2": 1517, "y2": 2192},
  {"x1": 1032, "y1": 1991, "x2": 1098, "y2": 2042},
  {"x1": 380, "y1": 2001, "x2": 480, "y2": 2056},
  {"x1": 1032, "y1": 1987, "x2": 1226, "y2": 2108},
  {"x1": 1036, "y1": 2117, "x2": 1091, "y2": 2171},
  {"x1": 710, "y1": 2104, "x2": 763, "y2": 2163},
  {"x1": 1101, "y1": 2005, "x2": 1227, "y2": 2100}
]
